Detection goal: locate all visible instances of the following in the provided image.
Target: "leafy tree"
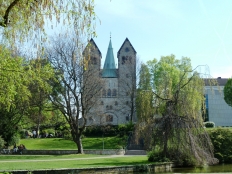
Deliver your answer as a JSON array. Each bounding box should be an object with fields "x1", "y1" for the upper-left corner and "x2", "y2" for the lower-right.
[
  {"x1": 46, "y1": 35, "x2": 103, "y2": 153},
  {"x1": 137, "y1": 55, "x2": 218, "y2": 166},
  {"x1": 0, "y1": 0, "x2": 96, "y2": 42},
  {"x1": 208, "y1": 128, "x2": 232, "y2": 163},
  {"x1": 27, "y1": 58, "x2": 55, "y2": 137},
  {"x1": 136, "y1": 63, "x2": 153, "y2": 122},
  {"x1": 0, "y1": 46, "x2": 54, "y2": 144},
  {"x1": 224, "y1": 78, "x2": 232, "y2": 107}
]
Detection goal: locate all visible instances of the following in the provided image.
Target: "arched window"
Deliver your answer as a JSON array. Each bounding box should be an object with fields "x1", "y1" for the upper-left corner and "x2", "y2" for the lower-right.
[
  {"x1": 112, "y1": 89, "x2": 117, "y2": 97},
  {"x1": 107, "y1": 89, "x2": 111, "y2": 97},
  {"x1": 122, "y1": 56, "x2": 126, "y2": 64},
  {"x1": 106, "y1": 115, "x2": 113, "y2": 122},
  {"x1": 91, "y1": 57, "x2": 97, "y2": 65},
  {"x1": 109, "y1": 105, "x2": 113, "y2": 110}
]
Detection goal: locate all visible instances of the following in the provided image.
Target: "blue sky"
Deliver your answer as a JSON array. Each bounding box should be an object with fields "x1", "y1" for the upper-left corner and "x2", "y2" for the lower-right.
[{"x1": 93, "y1": 0, "x2": 232, "y2": 78}]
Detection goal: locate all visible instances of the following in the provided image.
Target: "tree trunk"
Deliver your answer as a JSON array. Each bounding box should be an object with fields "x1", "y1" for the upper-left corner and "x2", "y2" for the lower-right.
[{"x1": 76, "y1": 135, "x2": 84, "y2": 154}]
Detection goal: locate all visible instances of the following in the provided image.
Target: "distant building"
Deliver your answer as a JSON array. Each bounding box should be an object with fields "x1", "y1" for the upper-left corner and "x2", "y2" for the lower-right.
[
  {"x1": 204, "y1": 77, "x2": 232, "y2": 126},
  {"x1": 83, "y1": 37, "x2": 137, "y2": 125}
]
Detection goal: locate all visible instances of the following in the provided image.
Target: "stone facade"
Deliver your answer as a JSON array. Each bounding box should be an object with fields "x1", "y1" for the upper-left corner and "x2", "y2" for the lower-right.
[{"x1": 83, "y1": 38, "x2": 137, "y2": 126}]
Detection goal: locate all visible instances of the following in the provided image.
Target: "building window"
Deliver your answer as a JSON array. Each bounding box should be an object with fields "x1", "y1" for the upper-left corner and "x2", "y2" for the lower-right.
[
  {"x1": 115, "y1": 101, "x2": 118, "y2": 106},
  {"x1": 122, "y1": 56, "x2": 126, "y2": 64},
  {"x1": 126, "y1": 116, "x2": 129, "y2": 121},
  {"x1": 91, "y1": 57, "x2": 97, "y2": 65},
  {"x1": 107, "y1": 89, "x2": 111, "y2": 97},
  {"x1": 109, "y1": 105, "x2": 113, "y2": 110},
  {"x1": 112, "y1": 89, "x2": 117, "y2": 97},
  {"x1": 106, "y1": 105, "x2": 109, "y2": 110},
  {"x1": 106, "y1": 115, "x2": 113, "y2": 122},
  {"x1": 101, "y1": 101, "x2": 104, "y2": 105},
  {"x1": 129, "y1": 56, "x2": 132, "y2": 63}
]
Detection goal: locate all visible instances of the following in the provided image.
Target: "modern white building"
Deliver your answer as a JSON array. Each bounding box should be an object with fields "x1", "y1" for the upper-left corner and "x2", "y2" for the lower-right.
[{"x1": 205, "y1": 77, "x2": 232, "y2": 126}]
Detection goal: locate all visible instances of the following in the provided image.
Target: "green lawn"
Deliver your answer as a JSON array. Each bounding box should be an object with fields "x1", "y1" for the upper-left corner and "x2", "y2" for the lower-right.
[
  {"x1": 19, "y1": 136, "x2": 126, "y2": 150},
  {"x1": 0, "y1": 155, "x2": 152, "y2": 171},
  {"x1": 0, "y1": 136, "x2": 151, "y2": 172}
]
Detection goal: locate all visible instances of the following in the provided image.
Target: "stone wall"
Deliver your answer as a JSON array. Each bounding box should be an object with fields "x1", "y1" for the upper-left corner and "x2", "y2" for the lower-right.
[
  {"x1": 22, "y1": 149, "x2": 125, "y2": 155},
  {"x1": 3, "y1": 162, "x2": 174, "y2": 174}
]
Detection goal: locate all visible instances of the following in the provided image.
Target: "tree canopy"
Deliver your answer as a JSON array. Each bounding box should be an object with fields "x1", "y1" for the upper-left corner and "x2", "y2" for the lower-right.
[
  {"x1": 137, "y1": 55, "x2": 218, "y2": 166},
  {"x1": 0, "y1": 46, "x2": 54, "y2": 144},
  {"x1": 46, "y1": 34, "x2": 102, "y2": 153},
  {"x1": 224, "y1": 78, "x2": 232, "y2": 107},
  {"x1": 0, "y1": 0, "x2": 96, "y2": 44}
]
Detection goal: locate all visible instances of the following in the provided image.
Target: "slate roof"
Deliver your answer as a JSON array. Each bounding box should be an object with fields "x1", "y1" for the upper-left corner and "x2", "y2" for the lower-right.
[
  {"x1": 204, "y1": 77, "x2": 229, "y2": 86},
  {"x1": 102, "y1": 39, "x2": 117, "y2": 78}
]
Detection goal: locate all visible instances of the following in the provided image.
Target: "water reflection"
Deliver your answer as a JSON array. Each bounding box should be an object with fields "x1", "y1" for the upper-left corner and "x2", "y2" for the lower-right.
[
  {"x1": 170, "y1": 164, "x2": 232, "y2": 173},
  {"x1": 136, "y1": 164, "x2": 232, "y2": 173}
]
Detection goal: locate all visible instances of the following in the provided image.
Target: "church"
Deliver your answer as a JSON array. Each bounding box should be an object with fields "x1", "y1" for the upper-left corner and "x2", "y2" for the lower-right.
[{"x1": 83, "y1": 37, "x2": 137, "y2": 125}]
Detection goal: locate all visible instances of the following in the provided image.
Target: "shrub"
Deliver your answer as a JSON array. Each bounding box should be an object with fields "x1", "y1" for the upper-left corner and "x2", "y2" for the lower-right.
[
  {"x1": 118, "y1": 122, "x2": 134, "y2": 137},
  {"x1": 147, "y1": 149, "x2": 170, "y2": 162},
  {"x1": 204, "y1": 121, "x2": 215, "y2": 128},
  {"x1": 63, "y1": 129, "x2": 72, "y2": 139},
  {"x1": 8, "y1": 134, "x2": 20, "y2": 146},
  {"x1": 207, "y1": 127, "x2": 232, "y2": 163},
  {"x1": 0, "y1": 136, "x2": 6, "y2": 149}
]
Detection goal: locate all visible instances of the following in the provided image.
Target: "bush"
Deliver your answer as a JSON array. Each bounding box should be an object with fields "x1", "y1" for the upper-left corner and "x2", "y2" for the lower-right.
[
  {"x1": 0, "y1": 136, "x2": 6, "y2": 149},
  {"x1": 207, "y1": 127, "x2": 232, "y2": 163},
  {"x1": 63, "y1": 129, "x2": 72, "y2": 139},
  {"x1": 204, "y1": 121, "x2": 215, "y2": 128},
  {"x1": 147, "y1": 149, "x2": 170, "y2": 162},
  {"x1": 118, "y1": 122, "x2": 134, "y2": 137},
  {"x1": 8, "y1": 134, "x2": 20, "y2": 146}
]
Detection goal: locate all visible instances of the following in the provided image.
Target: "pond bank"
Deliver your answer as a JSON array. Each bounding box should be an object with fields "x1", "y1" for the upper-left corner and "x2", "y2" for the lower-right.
[{"x1": 1, "y1": 162, "x2": 174, "y2": 174}]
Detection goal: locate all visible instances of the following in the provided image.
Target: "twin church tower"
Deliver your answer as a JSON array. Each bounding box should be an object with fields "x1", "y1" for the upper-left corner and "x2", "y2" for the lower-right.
[{"x1": 83, "y1": 37, "x2": 137, "y2": 125}]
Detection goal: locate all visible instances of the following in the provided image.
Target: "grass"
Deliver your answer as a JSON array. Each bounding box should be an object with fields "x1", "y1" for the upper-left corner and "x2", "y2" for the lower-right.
[
  {"x1": 0, "y1": 155, "x2": 152, "y2": 171},
  {"x1": 0, "y1": 136, "x2": 150, "y2": 171},
  {"x1": 19, "y1": 136, "x2": 126, "y2": 150}
]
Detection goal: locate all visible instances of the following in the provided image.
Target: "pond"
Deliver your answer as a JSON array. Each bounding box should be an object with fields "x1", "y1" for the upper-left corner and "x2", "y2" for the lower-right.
[{"x1": 161, "y1": 163, "x2": 232, "y2": 173}]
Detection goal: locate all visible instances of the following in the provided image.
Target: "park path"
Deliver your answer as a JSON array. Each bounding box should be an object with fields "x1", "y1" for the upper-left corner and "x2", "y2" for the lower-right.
[{"x1": 0, "y1": 155, "x2": 146, "y2": 163}]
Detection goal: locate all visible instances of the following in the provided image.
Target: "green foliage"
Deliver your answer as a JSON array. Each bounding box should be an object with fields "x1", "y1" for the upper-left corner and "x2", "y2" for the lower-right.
[
  {"x1": 0, "y1": 136, "x2": 6, "y2": 149},
  {"x1": 0, "y1": 0, "x2": 96, "y2": 45},
  {"x1": 0, "y1": 46, "x2": 55, "y2": 145},
  {"x1": 148, "y1": 149, "x2": 170, "y2": 162},
  {"x1": 204, "y1": 121, "x2": 215, "y2": 128},
  {"x1": 224, "y1": 78, "x2": 232, "y2": 107},
  {"x1": 137, "y1": 55, "x2": 216, "y2": 166},
  {"x1": 84, "y1": 123, "x2": 134, "y2": 137},
  {"x1": 8, "y1": 134, "x2": 20, "y2": 146},
  {"x1": 207, "y1": 127, "x2": 232, "y2": 163},
  {"x1": 117, "y1": 122, "x2": 134, "y2": 137}
]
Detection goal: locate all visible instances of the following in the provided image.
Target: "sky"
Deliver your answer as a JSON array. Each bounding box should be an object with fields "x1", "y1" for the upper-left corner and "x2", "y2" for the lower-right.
[{"x1": 92, "y1": 0, "x2": 232, "y2": 78}]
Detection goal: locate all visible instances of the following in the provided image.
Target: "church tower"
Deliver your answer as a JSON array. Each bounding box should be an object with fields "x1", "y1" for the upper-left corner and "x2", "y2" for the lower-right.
[
  {"x1": 83, "y1": 38, "x2": 102, "y2": 76},
  {"x1": 117, "y1": 38, "x2": 137, "y2": 122},
  {"x1": 84, "y1": 37, "x2": 137, "y2": 125}
]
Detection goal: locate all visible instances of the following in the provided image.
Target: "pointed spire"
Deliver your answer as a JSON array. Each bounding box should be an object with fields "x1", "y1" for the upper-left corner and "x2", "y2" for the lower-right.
[{"x1": 102, "y1": 37, "x2": 117, "y2": 78}]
